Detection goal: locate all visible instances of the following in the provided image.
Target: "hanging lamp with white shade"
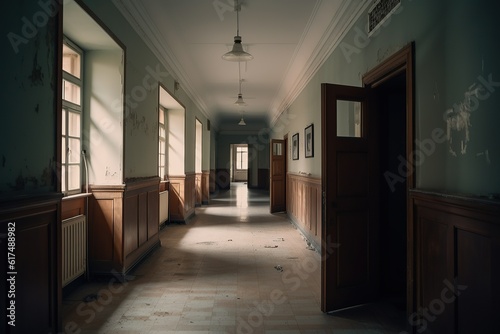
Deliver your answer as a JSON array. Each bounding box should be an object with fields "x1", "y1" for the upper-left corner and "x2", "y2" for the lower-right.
[
  {"x1": 222, "y1": 1, "x2": 253, "y2": 62},
  {"x1": 234, "y1": 62, "x2": 247, "y2": 105}
]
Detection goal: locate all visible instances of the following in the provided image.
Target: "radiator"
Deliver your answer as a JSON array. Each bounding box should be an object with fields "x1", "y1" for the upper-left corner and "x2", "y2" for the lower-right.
[
  {"x1": 159, "y1": 190, "x2": 169, "y2": 225},
  {"x1": 62, "y1": 214, "x2": 87, "y2": 287}
]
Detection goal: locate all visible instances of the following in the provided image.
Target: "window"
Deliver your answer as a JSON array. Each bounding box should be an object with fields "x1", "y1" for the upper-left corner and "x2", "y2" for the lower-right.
[
  {"x1": 236, "y1": 146, "x2": 248, "y2": 170},
  {"x1": 61, "y1": 39, "x2": 83, "y2": 195},
  {"x1": 159, "y1": 108, "x2": 166, "y2": 178}
]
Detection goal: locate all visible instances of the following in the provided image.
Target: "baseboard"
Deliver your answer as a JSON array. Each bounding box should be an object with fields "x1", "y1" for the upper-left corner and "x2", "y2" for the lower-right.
[{"x1": 288, "y1": 213, "x2": 321, "y2": 252}]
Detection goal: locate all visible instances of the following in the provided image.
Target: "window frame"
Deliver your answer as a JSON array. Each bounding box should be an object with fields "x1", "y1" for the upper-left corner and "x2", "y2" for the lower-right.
[
  {"x1": 235, "y1": 145, "x2": 248, "y2": 171},
  {"x1": 158, "y1": 107, "x2": 166, "y2": 179},
  {"x1": 61, "y1": 37, "x2": 84, "y2": 196}
]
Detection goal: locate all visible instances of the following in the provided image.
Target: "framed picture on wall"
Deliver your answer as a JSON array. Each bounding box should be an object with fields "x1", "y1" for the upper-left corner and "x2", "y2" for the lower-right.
[
  {"x1": 292, "y1": 133, "x2": 299, "y2": 160},
  {"x1": 305, "y1": 124, "x2": 314, "y2": 158}
]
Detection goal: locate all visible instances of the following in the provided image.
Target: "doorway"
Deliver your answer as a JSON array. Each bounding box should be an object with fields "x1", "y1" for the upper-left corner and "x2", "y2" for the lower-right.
[
  {"x1": 230, "y1": 144, "x2": 248, "y2": 183},
  {"x1": 321, "y1": 43, "x2": 414, "y2": 315},
  {"x1": 375, "y1": 71, "x2": 407, "y2": 311}
]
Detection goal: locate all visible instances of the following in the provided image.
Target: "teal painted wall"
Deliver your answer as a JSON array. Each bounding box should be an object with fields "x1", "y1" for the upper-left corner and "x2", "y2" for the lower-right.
[
  {"x1": 216, "y1": 134, "x2": 269, "y2": 170},
  {"x1": 81, "y1": 0, "x2": 210, "y2": 179},
  {"x1": 1, "y1": 2, "x2": 59, "y2": 198},
  {"x1": 275, "y1": 0, "x2": 500, "y2": 197}
]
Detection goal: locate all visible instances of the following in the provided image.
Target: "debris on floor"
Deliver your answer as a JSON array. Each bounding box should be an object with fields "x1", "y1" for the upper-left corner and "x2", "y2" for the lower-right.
[
  {"x1": 306, "y1": 244, "x2": 315, "y2": 251},
  {"x1": 228, "y1": 239, "x2": 232, "y2": 241},
  {"x1": 264, "y1": 245, "x2": 278, "y2": 248},
  {"x1": 273, "y1": 237, "x2": 285, "y2": 241},
  {"x1": 305, "y1": 240, "x2": 316, "y2": 251},
  {"x1": 274, "y1": 265, "x2": 283, "y2": 272},
  {"x1": 196, "y1": 241, "x2": 217, "y2": 245}
]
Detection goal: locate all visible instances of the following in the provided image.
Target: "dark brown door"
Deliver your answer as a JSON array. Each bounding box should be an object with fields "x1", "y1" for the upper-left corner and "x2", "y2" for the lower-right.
[
  {"x1": 321, "y1": 83, "x2": 379, "y2": 312},
  {"x1": 270, "y1": 139, "x2": 286, "y2": 213}
]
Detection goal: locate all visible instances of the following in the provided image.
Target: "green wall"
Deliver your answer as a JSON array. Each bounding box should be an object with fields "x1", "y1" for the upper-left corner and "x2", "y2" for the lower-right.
[
  {"x1": 275, "y1": 0, "x2": 500, "y2": 197},
  {"x1": 1, "y1": 2, "x2": 59, "y2": 198},
  {"x1": 81, "y1": 0, "x2": 210, "y2": 180}
]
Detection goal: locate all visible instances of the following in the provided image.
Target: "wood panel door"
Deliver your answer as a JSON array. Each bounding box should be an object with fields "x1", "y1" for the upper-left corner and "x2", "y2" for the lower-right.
[
  {"x1": 270, "y1": 139, "x2": 286, "y2": 213},
  {"x1": 321, "y1": 83, "x2": 380, "y2": 312}
]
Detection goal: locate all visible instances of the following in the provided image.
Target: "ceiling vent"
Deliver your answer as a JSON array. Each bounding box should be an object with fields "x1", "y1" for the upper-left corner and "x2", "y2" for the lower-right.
[{"x1": 367, "y1": 0, "x2": 401, "y2": 36}]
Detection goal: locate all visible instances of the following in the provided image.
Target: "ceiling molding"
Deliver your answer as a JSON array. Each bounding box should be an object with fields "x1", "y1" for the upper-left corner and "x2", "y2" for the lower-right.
[
  {"x1": 112, "y1": 0, "x2": 212, "y2": 120},
  {"x1": 270, "y1": 0, "x2": 370, "y2": 126}
]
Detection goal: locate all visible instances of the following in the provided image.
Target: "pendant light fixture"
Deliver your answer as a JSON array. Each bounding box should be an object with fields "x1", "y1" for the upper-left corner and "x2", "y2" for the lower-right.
[
  {"x1": 238, "y1": 116, "x2": 246, "y2": 126},
  {"x1": 222, "y1": 1, "x2": 253, "y2": 62},
  {"x1": 235, "y1": 62, "x2": 246, "y2": 105}
]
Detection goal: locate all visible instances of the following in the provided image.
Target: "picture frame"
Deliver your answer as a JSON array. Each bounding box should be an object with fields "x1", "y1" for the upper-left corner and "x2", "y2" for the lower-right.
[
  {"x1": 305, "y1": 124, "x2": 314, "y2": 158},
  {"x1": 292, "y1": 133, "x2": 299, "y2": 160}
]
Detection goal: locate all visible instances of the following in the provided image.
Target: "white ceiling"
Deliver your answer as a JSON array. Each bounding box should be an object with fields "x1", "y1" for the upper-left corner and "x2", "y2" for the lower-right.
[{"x1": 112, "y1": 0, "x2": 370, "y2": 127}]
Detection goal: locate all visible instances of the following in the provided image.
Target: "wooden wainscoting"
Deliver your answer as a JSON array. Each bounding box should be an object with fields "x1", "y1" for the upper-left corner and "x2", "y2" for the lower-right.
[
  {"x1": 195, "y1": 172, "x2": 202, "y2": 207},
  {"x1": 168, "y1": 174, "x2": 196, "y2": 222},
  {"x1": 89, "y1": 184, "x2": 125, "y2": 275},
  {"x1": 0, "y1": 194, "x2": 62, "y2": 333},
  {"x1": 123, "y1": 178, "x2": 160, "y2": 271},
  {"x1": 185, "y1": 173, "x2": 196, "y2": 218},
  {"x1": 61, "y1": 193, "x2": 91, "y2": 220},
  {"x1": 202, "y1": 170, "x2": 210, "y2": 204},
  {"x1": 159, "y1": 180, "x2": 169, "y2": 192},
  {"x1": 209, "y1": 169, "x2": 216, "y2": 193},
  {"x1": 89, "y1": 177, "x2": 160, "y2": 277},
  {"x1": 410, "y1": 190, "x2": 500, "y2": 334},
  {"x1": 287, "y1": 173, "x2": 322, "y2": 249}
]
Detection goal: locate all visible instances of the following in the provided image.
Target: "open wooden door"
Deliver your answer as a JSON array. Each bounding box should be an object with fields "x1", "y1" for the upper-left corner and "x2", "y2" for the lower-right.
[
  {"x1": 270, "y1": 139, "x2": 286, "y2": 213},
  {"x1": 321, "y1": 83, "x2": 380, "y2": 312}
]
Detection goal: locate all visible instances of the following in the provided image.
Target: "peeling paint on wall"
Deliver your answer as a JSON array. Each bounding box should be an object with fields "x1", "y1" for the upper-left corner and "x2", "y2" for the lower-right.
[
  {"x1": 7, "y1": 159, "x2": 56, "y2": 192},
  {"x1": 445, "y1": 72, "x2": 500, "y2": 158},
  {"x1": 12, "y1": 171, "x2": 39, "y2": 191},
  {"x1": 105, "y1": 166, "x2": 118, "y2": 177},
  {"x1": 29, "y1": 49, "x2": 44, "y2": 86},
  {"x1": 40, "y1": 159, "x2": 55, "y2": 186},
  {"x1": 127, "y1": 111, "x2": 150, "y2": 135},
  {"x1": 445, "y1": 83, "x2": 480, "y2": 156}
]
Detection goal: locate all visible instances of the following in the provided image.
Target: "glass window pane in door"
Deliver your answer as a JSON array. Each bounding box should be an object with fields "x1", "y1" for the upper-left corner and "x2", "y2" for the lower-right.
[
  {"x1": 273, "y1": 142, "x2": 283, "y2": 156},
  {"x1": 337, "y1": 100, "x2": 362, "y2": 137}
]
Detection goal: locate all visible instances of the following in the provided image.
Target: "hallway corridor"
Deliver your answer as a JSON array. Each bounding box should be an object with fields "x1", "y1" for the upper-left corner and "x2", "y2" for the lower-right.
[{"x1": 62, "y1": 183, "x2": 405, "y2": 333}]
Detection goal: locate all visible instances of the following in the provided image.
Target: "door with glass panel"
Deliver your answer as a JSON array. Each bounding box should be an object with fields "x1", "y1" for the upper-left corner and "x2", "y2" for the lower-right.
[
  {"x1": 270, "y1": 139, "x2": 286, "y2": 213},
  {"x1": 321, "y1": 83, "x2": 380, "y2": 312}
]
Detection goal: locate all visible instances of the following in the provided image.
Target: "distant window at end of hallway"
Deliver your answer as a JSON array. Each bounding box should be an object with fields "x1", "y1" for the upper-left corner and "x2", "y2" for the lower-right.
[{"x1": 236, "y1": 146, "x2": 248, "y2": 170}]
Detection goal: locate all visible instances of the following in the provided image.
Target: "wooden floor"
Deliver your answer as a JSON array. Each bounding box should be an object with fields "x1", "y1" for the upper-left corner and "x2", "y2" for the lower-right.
[{"x1": 62, "y1": 183, "x2": 406, "y2": 333}]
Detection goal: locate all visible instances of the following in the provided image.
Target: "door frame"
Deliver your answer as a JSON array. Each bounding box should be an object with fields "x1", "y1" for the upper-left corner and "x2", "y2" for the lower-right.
[
  {"x1": 321, "y1": 42, "x2": 415, "y2": 316},
  {"x1": 362, "y1": 42, "x2": 415, "y2": 316}
]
